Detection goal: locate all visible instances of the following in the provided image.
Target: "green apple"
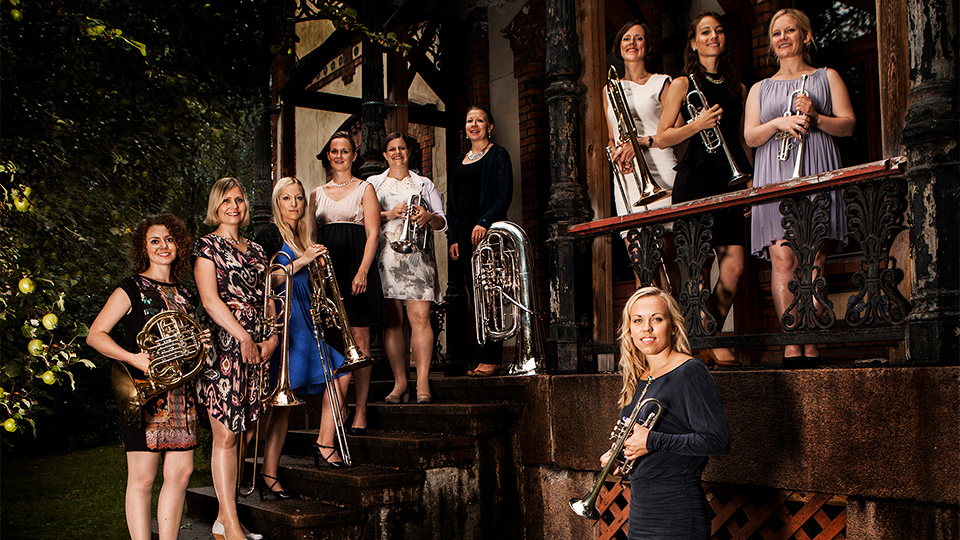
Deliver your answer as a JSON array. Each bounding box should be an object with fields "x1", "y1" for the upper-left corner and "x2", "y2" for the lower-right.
[
  {"x1": 3, "y1": 418, "x2": 16, "y2": 432},
  {"x1": 41, "y1": 371, "x2": 56, "y2": 385},
  {"x1": 27, "y1": 339, "x2": 44, "y2": 356},
  {"x1": 42, "y1": 313, "x2": 59, "y2": 330},
  {"x1": 17, "y1": 277, "x2": 35, "y2": 294}
]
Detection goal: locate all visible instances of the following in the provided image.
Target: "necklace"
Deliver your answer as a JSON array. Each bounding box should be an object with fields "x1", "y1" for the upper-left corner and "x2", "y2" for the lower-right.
[
  {"x1": 215, "y1": 234, "x2": 245, "y2": 245},
  {"x1": 466, "y1": 143, "x2": 491, "y2": 161},
  {"x1": 327, "y1": 177, "x2": 356, "y2": 188},
  {"x1": 703, "y1": 72, "x2": 725, "y2": 84}
]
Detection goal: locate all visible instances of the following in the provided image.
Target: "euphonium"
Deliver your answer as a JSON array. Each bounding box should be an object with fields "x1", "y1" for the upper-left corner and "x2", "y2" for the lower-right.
[
  {"x1": 310, "y1": 251, "x2": 376, "y2": 374},
  {"x1": 390, "y1": 185, "x2": 429, "y2": 254},
  {"x1": 238, "y1": 252, "x2": 304, "y2": 497},
  {"x1": 471, "y1": 221, "x2": 545, "y2": 376},
  {"x1": 684, "y1": 74, "x2": 751, "y2": 186},
  {"x1": 775, "y1": 74, "x2": 809, "y2": 179},
  {"x1": 569, "y1": 377, "x2": 663, "y2": 519},
  {"x1": 606, "y1": 65, "x2": 669, "y2": 208},
  {"x1": 111, "y1": 310, "x2": 206, "y2": 429}
]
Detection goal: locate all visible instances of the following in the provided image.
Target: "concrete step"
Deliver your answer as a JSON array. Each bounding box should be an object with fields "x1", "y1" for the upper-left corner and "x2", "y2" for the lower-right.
[
  {"x1": 275, "y1": 455, "x2": 425, "y2": 506},
  {"x1": 286, "y1": 429, "x2": 475, "y2": 469},
  {"x1": 364, "y1": 401, "x2": 523, "y2": 436},
  {"x1": 185, "y1": 485, "x2": 362, "y2": 540}
]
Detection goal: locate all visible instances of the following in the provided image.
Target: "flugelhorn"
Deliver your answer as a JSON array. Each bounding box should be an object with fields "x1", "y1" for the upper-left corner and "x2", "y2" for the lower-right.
[
  {"x1": 684, "y1": 74, "x2": 751, "y2": 186},
  {"x1": 606, "y1": 66, "x2": 669, "y2": 208},
  {"x1": 310, "y1": 251, "x2": 376, "y2": 374},
  {"x1": 570, "y1": 377, "x2": 663, "y2": 519},
  {"x1": 471, "y1": 221, "x2": 545, "y2": 376},
  {"x1": 238, "y1": 252, "x2": 304, "y2": 497},
  {"x1": 775, "y1": 74, "x2": 809, "y2": 179},
  {"x1": 111, "y1": 310, "x2": 206, "y2": 429},
  {"x1": 390, "y1": 185, "x2": 429, "y2": 254}
]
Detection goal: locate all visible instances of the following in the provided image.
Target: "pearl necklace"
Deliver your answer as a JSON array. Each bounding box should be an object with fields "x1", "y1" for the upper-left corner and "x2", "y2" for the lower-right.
[
  {"x1": 466, "y1": 143, "x2": 491, "y2": 161},
  {"x1": 327, "y1": 177, "x2": 357, "y2": 188}
]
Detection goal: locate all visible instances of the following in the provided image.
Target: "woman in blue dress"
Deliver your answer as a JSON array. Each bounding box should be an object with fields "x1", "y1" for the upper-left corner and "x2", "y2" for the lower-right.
[
  {"x1": 257, "y1": 177, "x2": 351, "y2": 489},
  {"x1": 601, "y1": 287, "x2": 729, "y2": 539}
]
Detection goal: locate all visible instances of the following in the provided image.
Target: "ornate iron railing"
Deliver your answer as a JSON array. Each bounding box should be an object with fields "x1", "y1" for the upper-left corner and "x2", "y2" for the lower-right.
[{"x1": 569, "y1": 157, "x2": 909, "y2": 358}]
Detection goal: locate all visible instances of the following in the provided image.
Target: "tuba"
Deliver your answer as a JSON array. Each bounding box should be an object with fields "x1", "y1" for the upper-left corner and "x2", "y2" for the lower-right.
[
  {"x1": 684, "y1": 74, "x2": 751, "y2": 186},
  {"x1": 311, "y1": 251, "x2": 376, "y2": 374},
  {"x1": 606, "y1": 66, "x2": 670, "y2": 208},
  {"x1": 111, "y1": 310, "x2": 206, "y2": 429},
  {"x1": 570, "y1": 377, "x2": 663, "y2": 519},
  {"x1": 471, "y1": 221, "x2": 546, "y2": 376},
  {"x1": 775, "y1": 74, "x2": 809, "y2": 179},
  {"x1": 390, "y1": 184, "x2": 430, "y2": 254},
  {"x1": 238, "y1": 252, "x2": 304, "y2": 497}
]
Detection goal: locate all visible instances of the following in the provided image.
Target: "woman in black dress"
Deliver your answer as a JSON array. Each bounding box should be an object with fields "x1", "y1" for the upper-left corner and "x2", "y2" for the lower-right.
[
  {"x1": 87, "y1": 214, "x2": 201, "y2": 540},
  {"x1": 601, "y1": 286, "x2": 729, "y2": 539},
  {"x1": 446, "y1": 105, "x2": 513, "y2": 376},
  {"x1": 194, "y1": 177, "x2": 277, "y2": 540},
  {"x1": 657, "y1": 11, "x2": 751, "y2": 365}
]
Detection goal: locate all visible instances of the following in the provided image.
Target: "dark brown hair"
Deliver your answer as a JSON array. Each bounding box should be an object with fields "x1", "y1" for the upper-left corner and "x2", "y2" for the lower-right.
[
  {"x1": 318, "y1": 130, "x2": 358, "y2": 170},
  {"x1": 682, "y1": 11, "x2": 741, "y2": 96},
  {"x1": 612, "y1": 20, "x2": 656, "y2": 63},
  {"x1": 130, "y1": 214, "x2": 193, "y2": 282}
]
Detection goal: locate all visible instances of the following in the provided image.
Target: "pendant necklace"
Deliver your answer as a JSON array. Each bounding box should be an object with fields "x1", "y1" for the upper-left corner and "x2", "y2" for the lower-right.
[{"x1": 467, "y1": 143, "x2": 491, "y2": 161}]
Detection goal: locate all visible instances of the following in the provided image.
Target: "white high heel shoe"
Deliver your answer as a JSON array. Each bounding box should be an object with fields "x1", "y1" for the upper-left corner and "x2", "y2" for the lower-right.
[{"x1": 212, "y1": 520, "x2": 263, "y2": 540}]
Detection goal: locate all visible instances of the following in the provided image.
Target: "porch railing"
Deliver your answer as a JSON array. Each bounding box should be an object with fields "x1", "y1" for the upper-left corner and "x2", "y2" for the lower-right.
[{"x1": 569, "y1": 157, "x2": 909, "y2": 359}]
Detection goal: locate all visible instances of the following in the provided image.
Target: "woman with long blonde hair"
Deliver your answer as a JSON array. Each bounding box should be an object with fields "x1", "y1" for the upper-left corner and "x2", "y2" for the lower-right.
[{"x1": 601, "y1": 287, "x2": 729, "y2": 539}]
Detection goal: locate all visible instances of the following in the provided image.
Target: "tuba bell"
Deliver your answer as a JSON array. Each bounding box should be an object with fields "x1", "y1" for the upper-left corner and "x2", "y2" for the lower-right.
[
  {"x1": 684, "y1": 74, "x2": 751, "y2": 186},
  {"x1": 471, "y1": 221, "x2": 545, "y2": 376},
  {"x1": 111, "y1": 310, "x2": 206, "y2": 429},
  {"x1": 606, "y1": 65, "x2": 670, "y2": 208}
]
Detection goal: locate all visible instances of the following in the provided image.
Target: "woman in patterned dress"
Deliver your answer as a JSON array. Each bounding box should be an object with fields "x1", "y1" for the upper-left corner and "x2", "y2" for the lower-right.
[
  {"x1": 87, "y1": 214, "x2": 202, "y2": 540},
  {"x1": 744, "y1": 8, "x2": 855, "y2": 365},
  {"x1": 194, "y1": 177, "x2": 278, "y2": 540},
  {"x1": 368, "y1": 132, "x2": 447, "y2": 403}
]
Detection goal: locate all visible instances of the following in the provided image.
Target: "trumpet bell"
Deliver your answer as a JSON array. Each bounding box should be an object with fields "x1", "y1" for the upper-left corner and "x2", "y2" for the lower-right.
[
  {"x1": 569, "y1": 497, "x2": 601, "y2": 520},
  {"x1": 634, "y1": 188, "x2": 669, "y2": 207},
  {"x1": 389, "y1": 239, "x2": 417, "y2": 254}
]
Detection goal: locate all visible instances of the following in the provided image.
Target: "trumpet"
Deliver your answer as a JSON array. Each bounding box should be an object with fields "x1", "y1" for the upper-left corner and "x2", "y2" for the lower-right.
[
  {"x1": 390, "y1": 185, "x2": 430, "y2": 254},
  {"x1": 471, "y1": 221, "x2": 545, "y2": 376},
  {"x1": 684, "y1": 74, "x2": 751, "y2": 186},
  {"x1": 238, "y1": 252, "x2": 304, "y2": 497},
  {"x1": 606, "y1": 66, "x2": 669, "y2": 208},
  {"x1": 775, "y1": 74, "x2": 809, "y2": 179},
  {"x1": 310, "y1": 251, "x2": 376, "y2": 374},
  {"x1": 570, "y1": 377, "x2": 663, "y2": 519},
  {"x1": 111, "y1": 310, "x2": 206, "y2": 429}
]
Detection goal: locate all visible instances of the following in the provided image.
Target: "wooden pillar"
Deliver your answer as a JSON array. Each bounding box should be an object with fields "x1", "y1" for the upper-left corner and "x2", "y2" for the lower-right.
[
  {"x1": 358, "y1": 0, "x2": 386, "y2": 179},
  {"x1": 387, "y1": 29, "x2": 409, "y2": 135},
  {"x1": 545, "y1": 0, "x2": 591, "y2": 372},
  {"x1": 876, "y1": 0, "x2": 910, "y2": 159},
  {"x1": 902, "y1": 0, "x2": 959, "y2": 364}
]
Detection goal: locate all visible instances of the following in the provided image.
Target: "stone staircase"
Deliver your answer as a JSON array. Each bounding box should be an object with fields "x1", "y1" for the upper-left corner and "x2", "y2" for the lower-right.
[{"x1": 183, "y1": 376, "x2": 528, "y2": 540}]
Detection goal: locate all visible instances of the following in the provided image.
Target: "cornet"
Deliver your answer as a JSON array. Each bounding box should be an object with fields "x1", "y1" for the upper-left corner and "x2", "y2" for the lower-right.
[
  {"x1": 471, "y1": 221, "x2": 545, "y2": 376},
  {"x1": 570, "y1": 377, "x2": 663, "y2": 519},
  {"x1": 684, "y1": 74, "x2": 751, "y2": 186},
  {"x1": 775, "y1": 74, "x2": 809, "y2": 179},
  {"x1": 606, "y1": 66, "x2": 669, "y2": 208},
  {"x1": 390, "y1": 185, "x2": 429, "y2": 254}
]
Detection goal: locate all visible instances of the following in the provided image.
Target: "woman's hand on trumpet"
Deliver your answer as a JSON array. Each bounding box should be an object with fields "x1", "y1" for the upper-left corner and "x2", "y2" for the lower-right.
[
  {"x1": 794, "y1": 93, "x2": 818, "y2": 127},
  {"x1": 622, "y1": 424, "x2": 651, "y2": 461},
  {"x1": 692, "y1": 103, "x2": 723, "y2": 132},
  {"x1": 774, "y1": 112, "x2": 809, "y2": 139},
  {"x1": 411, "y1": 204, "x2": 431, "y2": 227}
]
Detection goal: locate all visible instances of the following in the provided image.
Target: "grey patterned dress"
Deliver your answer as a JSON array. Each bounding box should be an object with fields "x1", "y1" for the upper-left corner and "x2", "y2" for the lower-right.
[{"x1": 373, "y1": 174, "x2": 441, "y2": 303}]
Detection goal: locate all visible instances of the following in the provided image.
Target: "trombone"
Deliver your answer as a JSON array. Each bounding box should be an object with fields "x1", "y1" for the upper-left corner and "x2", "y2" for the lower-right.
[
  {"x1": 606, "y1": 65, "x2": 670, "y2": 208},
  {"x1": 775, "y1": 74, "x2": 809, "y2": 179},
  {"x1": 310, "y1": 251, "x2": 376, "y2": 375},
  {"x1": 684, "y1": 74, "x2": 751, "y2": 186},
  {"x1": 238, "y1": 252, "x2": 304, "y2": 497}
]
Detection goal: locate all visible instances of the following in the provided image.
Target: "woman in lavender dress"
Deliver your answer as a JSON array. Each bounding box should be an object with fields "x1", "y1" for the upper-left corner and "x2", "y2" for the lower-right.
[{"x1": 744, "y1": 9, "x2": 855, "y2": 365}]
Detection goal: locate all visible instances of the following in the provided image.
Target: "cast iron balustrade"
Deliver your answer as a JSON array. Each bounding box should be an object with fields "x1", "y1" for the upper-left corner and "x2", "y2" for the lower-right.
[{"x1": 569, "y1": 157, "x2": 910, "y2": 359}]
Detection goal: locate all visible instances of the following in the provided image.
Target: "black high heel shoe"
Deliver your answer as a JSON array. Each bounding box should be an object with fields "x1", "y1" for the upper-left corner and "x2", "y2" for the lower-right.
[
  {"x1": 311, "y1": 442, "x2": 348, "y2": 469},
  {"x1": 259, "y1": 473, "x2": 292, "y2": 500}
]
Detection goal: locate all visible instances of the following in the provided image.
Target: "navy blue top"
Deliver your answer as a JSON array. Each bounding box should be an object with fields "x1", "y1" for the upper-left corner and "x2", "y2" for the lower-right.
[
  {"x1": 445, "y1": 143, "x2": 513, "y2": 242},
  {"x1": 620, "y1": 358, "x2": 730, "y2": 481}
]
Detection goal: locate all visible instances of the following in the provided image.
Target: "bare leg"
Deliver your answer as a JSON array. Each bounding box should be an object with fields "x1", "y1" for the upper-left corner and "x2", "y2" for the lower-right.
[
  {"x1": 261, "y1": 407, "x2": 290, "y2": 493},
  {"x1": 156, "y1": 449, "x2": 194, "y2": 540},
  {"x1": 350, "y1": 326, "x2": 371, "y2": 430},
  {"x1": 768, "y1": 241, "x2": 802, "y2": 358},
  {"x1": 209, "y1": 413, "x2": 247, "y2": 540},
  {"x1": 125, "y1": 451, "x2": 160, "y2": 540},
  {"x1": 383, "y1": 298, "x2": 409, "y2": 398},
  {"x1": 709, "y1": 245, "x2": 745, "y2": 363},
  {"x1": 805, "y1": 248, "x2": 828, "y2": 359},
  {"x1": 405, "y1": 300, "x2": 434, "y2": 398}
]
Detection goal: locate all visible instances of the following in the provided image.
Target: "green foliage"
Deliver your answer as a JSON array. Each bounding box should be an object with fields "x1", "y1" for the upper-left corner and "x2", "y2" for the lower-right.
[
  {"x1": 0, "y1": 0, "x2": 279, "y2": 448},
  {"x1": 289, "y1": 1, "x2": 412, "y2": 55}
]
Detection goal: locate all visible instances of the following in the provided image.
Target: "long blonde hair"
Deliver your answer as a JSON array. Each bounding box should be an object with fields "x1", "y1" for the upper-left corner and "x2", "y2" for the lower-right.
[
  {"x1": 270, "y1": 177, "x2": 313, "y2": 257},
  {"x1": 617, "y1": 287, "x2": 692, "y2": 408}
]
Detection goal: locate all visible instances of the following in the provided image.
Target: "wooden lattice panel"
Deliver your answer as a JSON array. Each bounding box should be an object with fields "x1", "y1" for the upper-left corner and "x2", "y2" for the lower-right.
[{"x1": 595, "y1": 481, "x2": 846, "y2": 540}]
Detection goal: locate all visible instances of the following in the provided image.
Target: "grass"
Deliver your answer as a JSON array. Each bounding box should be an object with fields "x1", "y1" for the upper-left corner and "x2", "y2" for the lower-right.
[{"x1": 1, "y1": 442, "x2": 212, "y2": 540}]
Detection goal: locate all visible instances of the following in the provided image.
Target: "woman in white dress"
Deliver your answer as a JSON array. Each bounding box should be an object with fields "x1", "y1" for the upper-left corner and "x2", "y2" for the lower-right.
[
  {"x1": 605, "y1": 20, "x2": 679, "y2": 290},
  {"x1": 368, "y1": 132, "x2": 447, "y2": 403}
]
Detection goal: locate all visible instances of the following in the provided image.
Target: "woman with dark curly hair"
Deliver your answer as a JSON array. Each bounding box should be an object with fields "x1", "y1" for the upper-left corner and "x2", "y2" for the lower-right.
[{"x1": 87, "y1": 214, "x2": 201, "y2": 540}]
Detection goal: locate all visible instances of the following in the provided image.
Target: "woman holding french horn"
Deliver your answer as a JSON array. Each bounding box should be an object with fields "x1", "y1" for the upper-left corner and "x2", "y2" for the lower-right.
[
  {"x1": 656, "y1": 11, "x2": 752, "y2": 366},
  {"x1": 369, "y1": 132, "x2": 446, "y2": 404},
  {"x1": 88, "y1": 214, "x2": 203, "y2": 540},
  {"x1": 598, "y1": 287, "x2": 729, "y2": 539},
  {"x1": 194, "y1": 177, "x2": 277, "y2": 540},
  {"x1": 744, "y1": 8, "x2": 855, "y2": 367}
]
